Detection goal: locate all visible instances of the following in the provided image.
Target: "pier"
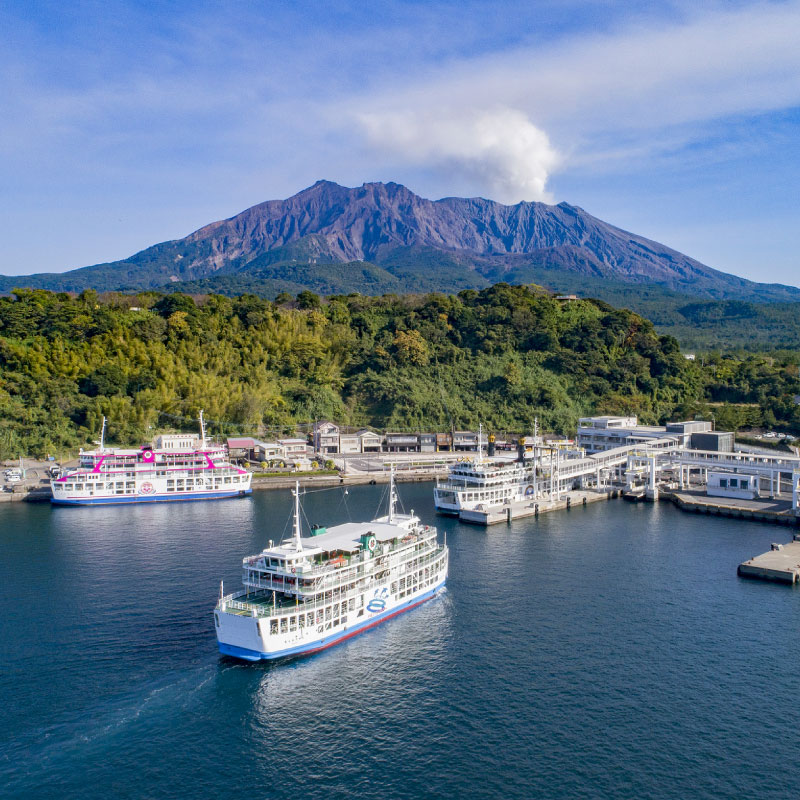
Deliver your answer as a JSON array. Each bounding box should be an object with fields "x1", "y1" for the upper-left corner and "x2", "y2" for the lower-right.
[
  {"x1": 663, "y1": 489, "x2": 799, "y2": 526},
  {"x1": 738, "y1": 538, "x2": 800, "y2": 584},
  {"x1": 456, "y1": 488, "x2": 616, "y2": 525}
]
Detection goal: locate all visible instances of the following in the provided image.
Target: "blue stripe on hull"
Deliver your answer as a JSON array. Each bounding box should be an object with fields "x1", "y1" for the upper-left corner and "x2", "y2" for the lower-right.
[
  {"x1": 218, "y1": 580, "x2": 446, "y2": 662},
  {"x1": 51, "y1": 488, "x2": 252, "y2": 506}
]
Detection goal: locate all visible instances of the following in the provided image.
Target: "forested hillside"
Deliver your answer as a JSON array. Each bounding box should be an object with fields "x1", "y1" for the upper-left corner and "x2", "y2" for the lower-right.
[
  {"x1": 168, "y1": 267, "x2": 800, "y2": 350},
  {"x1": 0, "y1": 284, "x2": 798, "y2": 458}
]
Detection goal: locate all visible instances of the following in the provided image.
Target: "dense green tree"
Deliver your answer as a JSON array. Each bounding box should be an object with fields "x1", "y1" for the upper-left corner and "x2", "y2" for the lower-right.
[{"x1": 0, "y1": 283, "x2": 796, "y2": 458}]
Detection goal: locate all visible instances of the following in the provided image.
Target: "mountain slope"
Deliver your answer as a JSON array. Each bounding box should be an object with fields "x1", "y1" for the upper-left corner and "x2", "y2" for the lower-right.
[{"x1": 2, "y1": 180, "x2": 798, "y2": 302}]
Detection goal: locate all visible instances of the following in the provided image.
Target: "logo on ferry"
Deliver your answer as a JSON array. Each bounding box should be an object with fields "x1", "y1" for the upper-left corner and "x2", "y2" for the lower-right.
[
  {"x1": 139, "y1": 482, "x2": 155, "y2": 495},
  {"x1": 367, "y1": 587, "x2": 389, "y2": 613},
  {"x1": 141, "y1": 449, "x2": 155, "y2": 463},
  {"x1": 524, "y1": 484, "x2": 535, "y2": 497}
]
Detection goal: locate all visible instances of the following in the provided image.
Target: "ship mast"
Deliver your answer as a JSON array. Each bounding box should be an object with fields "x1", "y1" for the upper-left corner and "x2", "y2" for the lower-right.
[
  {"x1": 293, "y1": 480, "x2": 303, "y2": 552},
  {"x1": 388, "y1": 463, "x2": 396, "y2": 524},
  {"x1": 96, "y1": 416, "x2": 107, "y2": 452},
  {"x1": 477, "y1": 422, "x2": 483, "y2": 464},
  {"x1": 199, "y1": 409, "x2": 207, "y2": 449}
]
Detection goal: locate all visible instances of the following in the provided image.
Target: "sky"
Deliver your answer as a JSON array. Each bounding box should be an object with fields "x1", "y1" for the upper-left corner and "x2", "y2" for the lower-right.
[{"x1": 1, "y1": 0, "x2": 799, "y2": 286}]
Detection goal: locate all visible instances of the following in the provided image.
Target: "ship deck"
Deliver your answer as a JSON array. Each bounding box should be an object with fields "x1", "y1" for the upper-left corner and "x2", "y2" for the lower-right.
[{"x1": 223, "y1": 590, "x2": 304, "y2": 616}]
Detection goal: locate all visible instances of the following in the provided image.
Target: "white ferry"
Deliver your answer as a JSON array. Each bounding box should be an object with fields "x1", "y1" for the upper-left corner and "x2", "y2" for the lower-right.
[
  {"x1": 214, "y1": 472, "x2": 448, "y2": 661},
  {"x1": 433, "y1": 458, "x2": 537, "y2": 514},
  {"x1": 51, "y1": 413, "x2": 252, "y2": 506}
]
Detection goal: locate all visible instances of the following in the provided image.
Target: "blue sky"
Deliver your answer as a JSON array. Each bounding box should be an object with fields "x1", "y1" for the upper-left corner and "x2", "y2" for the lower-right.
[{"x1": 1, "y1": 0, "x2": 799, "y2": 287}]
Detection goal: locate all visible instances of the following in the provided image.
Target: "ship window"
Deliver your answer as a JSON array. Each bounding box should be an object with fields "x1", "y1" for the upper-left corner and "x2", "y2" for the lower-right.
[
  {"x1": 224, "y1": 477, "x2": 231, "y2": 484},
  {"x1": 65, "y1": 484, "x2": 73, "y2": 490},
  {"x1": 214, "y1": 614, "x2": 219, "y2": 628},
  {"x1": 280, "y1": 618, "x2": 288, "y2": 633},
  {"x1": 289, "y1": 617, "x2": 297, "y2": 631},
  {"x1": 270, "y1": 620, "x2": 278, "y2": 635}
]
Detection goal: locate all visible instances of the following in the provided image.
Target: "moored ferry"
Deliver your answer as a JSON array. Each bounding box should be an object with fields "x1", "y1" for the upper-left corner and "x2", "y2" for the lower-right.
[
  {"x1": 51, "y1": 413, "x2": 252, "y2": 505},
  {"x1": 214, "y1": 471, "x2": 448, "y2": 661},
  {"x1": 433, "y1": 458, "x2": 537, "y2": 514}
]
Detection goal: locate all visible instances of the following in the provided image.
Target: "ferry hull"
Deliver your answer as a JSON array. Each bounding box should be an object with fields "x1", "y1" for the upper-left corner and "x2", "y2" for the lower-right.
[
  {"x1": 434, "y1": 505, "x2": 460, "y2": 516},
  {"x1": 52, "y1": 488, "x2": 252, "y2": 506},
  {"x1": 218, "y1": 581, "x2": 446, "y2": 662}
]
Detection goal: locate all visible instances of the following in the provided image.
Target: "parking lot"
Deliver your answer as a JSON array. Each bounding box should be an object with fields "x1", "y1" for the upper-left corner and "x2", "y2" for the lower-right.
[{"x1": 1, "y1": 459, "x2": 69, "y2": 493}]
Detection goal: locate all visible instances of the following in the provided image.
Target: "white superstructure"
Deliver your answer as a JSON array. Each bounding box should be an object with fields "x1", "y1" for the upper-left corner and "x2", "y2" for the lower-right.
[
  {"x1": 434, "y1": 458, "x2": 537, "y2": 513},
  {"x1": 215, "y1": 471, "x2": 448, "y2": 661}
]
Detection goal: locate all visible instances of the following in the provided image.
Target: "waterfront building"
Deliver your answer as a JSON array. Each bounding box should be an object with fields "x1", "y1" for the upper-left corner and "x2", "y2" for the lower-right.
[
  {"x1": 385, "y1": 433, "x2": 419, "y2": 453},
  {"x1": 338, "y1": 433, "x2": 361, "y2": 454},
  {"x1": 577, "y1": 416, "x2": 711, "y2": 453},
  {"x1": 419, "y1": 433, "x2": 437, "y2": 453},
  {"x1": 706, "y1": 472, "x2": 759, "y2": 500},
  {"x1": 436, "y1": 433, "x2": 452, "y2": 452},
  {"x1": 313, "y1": 421, "x2": 340, "y2": 454},
  {"x1": 226, "y1": 437, "x2": 257, "y2": 460},
  {"x1": 452, "y1": 431, "x2": 479, "y2": 451},
  {"x1": 357, "y1": 429, "x2": 382, "y2": 453},
  {"x1": 278, "y1": 438, "x2": 310, "y2": 457},
  {"x1": 691, "y1": 431, "x2": 734, "y2": 452}
]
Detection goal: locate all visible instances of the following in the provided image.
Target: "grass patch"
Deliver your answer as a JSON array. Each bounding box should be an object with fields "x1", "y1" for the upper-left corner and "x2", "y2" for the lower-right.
[
  {"x1": 735, "y1": 435, "x2": 795, "y2": 452},
  {"x1": 251, "y1": 470, "x2": 340, "y2": 478}
]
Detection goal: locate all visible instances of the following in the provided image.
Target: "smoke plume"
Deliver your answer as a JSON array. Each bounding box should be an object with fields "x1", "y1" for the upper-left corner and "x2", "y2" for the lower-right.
[{"x1": 357, "y1": 107, "x2": 560, "y2": 203}]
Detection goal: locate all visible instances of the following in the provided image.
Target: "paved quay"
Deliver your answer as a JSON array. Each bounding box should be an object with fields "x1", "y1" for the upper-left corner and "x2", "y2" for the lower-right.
[
  {"x1": 738, "y1": 538, "x2": 800, "y2": 584},
  {"x1": 663, "y1": 489, "x2": 799, "y2": 527},
  {"x1": 457, "y1": 488, "x2": 616, "y2": 525},
  {"x1": 251, "y1": 470, "x2": 443, "y2": 490}
]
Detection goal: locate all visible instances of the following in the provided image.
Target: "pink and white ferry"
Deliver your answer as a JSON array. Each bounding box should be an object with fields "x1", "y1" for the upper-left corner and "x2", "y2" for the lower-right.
[{"x1": 51, "y1": 413, "x2": 252, "y2": 506}]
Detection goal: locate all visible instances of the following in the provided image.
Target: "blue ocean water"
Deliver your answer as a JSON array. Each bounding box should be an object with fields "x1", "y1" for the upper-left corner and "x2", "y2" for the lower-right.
[{"x1": 2, "y1": 484, "x2": 800, "y2": 800}]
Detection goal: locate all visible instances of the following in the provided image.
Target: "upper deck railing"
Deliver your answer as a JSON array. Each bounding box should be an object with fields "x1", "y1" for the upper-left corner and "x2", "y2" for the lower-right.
[{"x1": 221, "y1": 548, "x2": 448, "y2": 618}]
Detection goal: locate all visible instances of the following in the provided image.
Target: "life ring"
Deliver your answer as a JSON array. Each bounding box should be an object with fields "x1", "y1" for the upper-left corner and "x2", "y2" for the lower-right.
[
  {"x1": 367, "y1": 536, "x2": 377, "y2": 552},
  {"x1": 291, "y1": 567, "x2": 296, "y2": 574}
]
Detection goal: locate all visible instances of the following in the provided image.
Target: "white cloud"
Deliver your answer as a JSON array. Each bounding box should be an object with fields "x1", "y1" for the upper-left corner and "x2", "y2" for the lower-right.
[
  {"x1": 356, "y1": 106, "x2": 561, "y2": 202},
  {"x1": 344, "y1": 1, "x2": 800, "y2": 184}
]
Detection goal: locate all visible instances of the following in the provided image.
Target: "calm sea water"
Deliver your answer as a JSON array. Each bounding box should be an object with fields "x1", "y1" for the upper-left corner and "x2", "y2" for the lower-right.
[{"x1": 2, "y1": 484, "x2": 800, "y2": 800}]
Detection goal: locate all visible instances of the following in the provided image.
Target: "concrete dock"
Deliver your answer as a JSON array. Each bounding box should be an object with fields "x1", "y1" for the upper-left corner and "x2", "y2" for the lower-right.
[
  {"x1": 663, "y1": 489, "x2": 799, "y2": 527},
  {"x1": 456, "y1": 488, "x2": 617, "y2": 525},
  {"x1": 738, "y1": 538, "x2": 800, "y2": 584}
]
